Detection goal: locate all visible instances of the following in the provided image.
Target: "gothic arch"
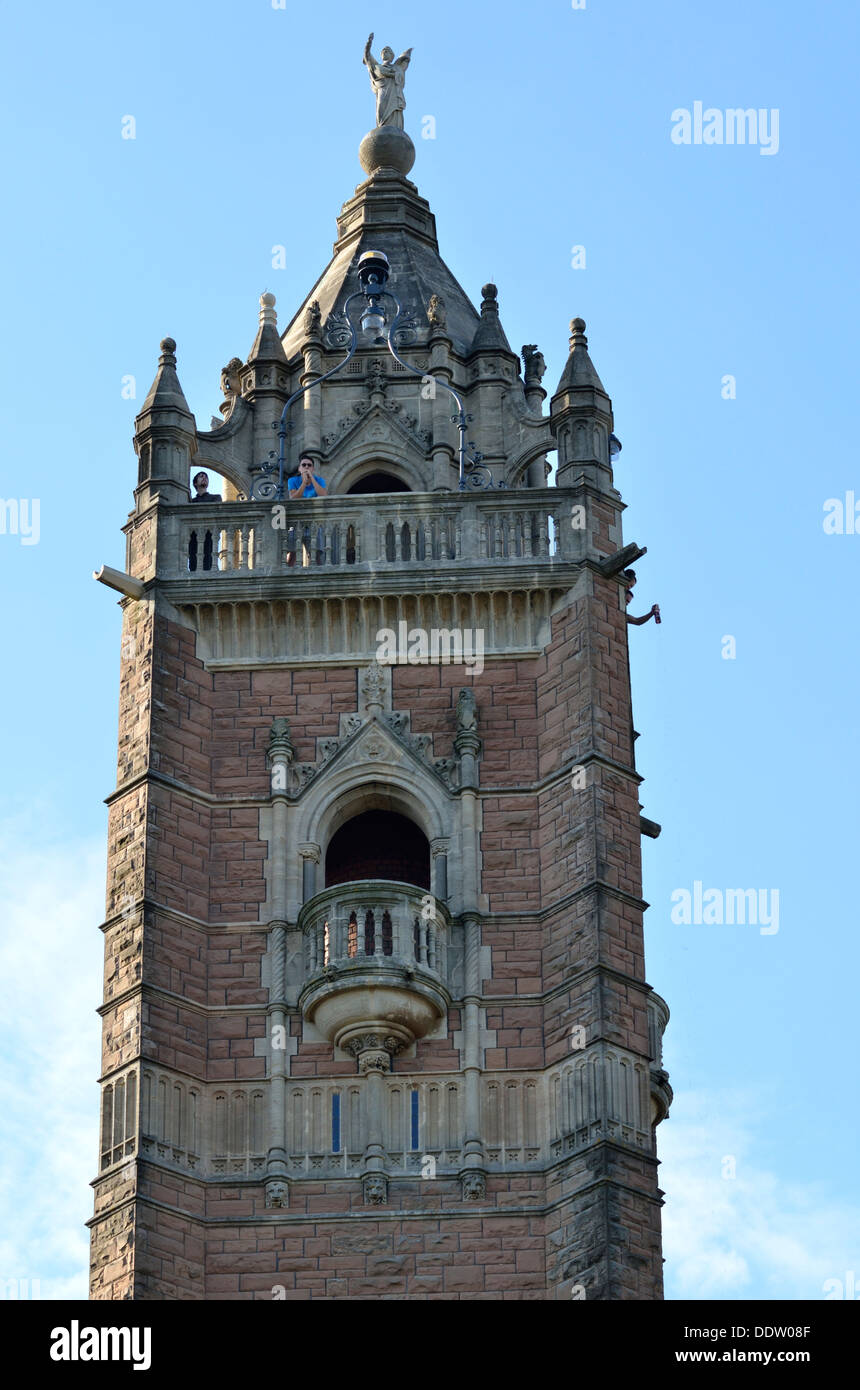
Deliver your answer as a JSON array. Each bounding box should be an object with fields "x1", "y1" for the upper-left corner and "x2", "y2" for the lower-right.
[
  {"x1": 292, "y1": 755, "x2": 452, "y2": 865},
  {"x1": 506, "y1": 441, "x2": 558, "y2": 489},
  {"x1": 327, "y1": 436, "x2": 432, "y2": 496}
]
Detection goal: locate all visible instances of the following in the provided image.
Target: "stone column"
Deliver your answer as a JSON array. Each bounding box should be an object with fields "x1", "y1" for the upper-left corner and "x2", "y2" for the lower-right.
[
  {"x1": 300, "y1": 304, "x2": 324, "y2": 460},
  {"x1": 431, "y1": 839, "x2": 448, "y2": 903},
  {"x1": 427, "y1": 327, "x2": 456, "y2": 491},
  {"x1": 298, "y1": 843, "x2": 321, "y2": 902},
  {"x1": 344, "y1": 1033, "x2": 406, "y2": 1205},
  {"x1": 265, "y1": 718, "x2": 295, "y2": 1199},
  {"x1": 455, "y1": 720, "x2": 484, "y2": 1170}
]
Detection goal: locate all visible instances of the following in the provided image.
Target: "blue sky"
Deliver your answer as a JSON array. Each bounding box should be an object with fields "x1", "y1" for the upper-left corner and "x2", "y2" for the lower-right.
[{"x1": 0, "y1": 0, "x2": 857, "y2": 1301}]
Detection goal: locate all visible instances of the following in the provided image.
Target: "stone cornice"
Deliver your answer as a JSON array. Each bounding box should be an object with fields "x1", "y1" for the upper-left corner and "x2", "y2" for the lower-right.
[{"x1": 87, "y1": 1154, "x2": 661, "y2": 1231}]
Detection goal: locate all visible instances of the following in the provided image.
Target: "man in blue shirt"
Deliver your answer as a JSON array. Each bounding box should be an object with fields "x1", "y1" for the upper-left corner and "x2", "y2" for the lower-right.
[{"x1": 287, "y1": 455, "x2": 328, "y2": 498}]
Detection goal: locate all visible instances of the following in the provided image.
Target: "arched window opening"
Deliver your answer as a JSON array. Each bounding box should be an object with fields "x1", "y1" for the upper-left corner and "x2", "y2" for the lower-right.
[
  {"x1": 325, "y1": 810, "x2": 430, "y2": 890},
  {"x1": 347, "y1": 472, "x2": 411, "y2": 495}
]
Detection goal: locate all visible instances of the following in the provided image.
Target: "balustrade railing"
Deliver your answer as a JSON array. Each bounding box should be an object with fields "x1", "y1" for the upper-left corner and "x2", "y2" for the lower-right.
[
  {"x1": 164, "y1": 492, "x2": 584, "y2": 580},
  {"x1": 299, "y1": 881, "x2": 449, "y2": 982}
]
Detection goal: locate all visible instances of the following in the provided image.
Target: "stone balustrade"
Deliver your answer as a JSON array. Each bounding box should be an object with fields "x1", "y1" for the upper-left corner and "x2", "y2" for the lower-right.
[
  {"x1": 160, "y1": 490, "x2": 599, "y2": 580},
  {"x1": 299, "y1": 879, "x2": 448, "y2": 981},
  {"x1": 297, "y1": 880, "x2": 451, "y2": 1062}
]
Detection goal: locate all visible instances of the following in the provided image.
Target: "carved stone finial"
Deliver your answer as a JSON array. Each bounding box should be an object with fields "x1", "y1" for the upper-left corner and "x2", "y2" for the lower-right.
[
  {"x1": 521, "y1": 344, "x2": 546, "y2": 385},
  {"x1": 362, "y1": 1172, "x2": 388, "y2": 1206},
  {"x1": 427, "y1": 293, "x2": 447, "y2": 329},
  {"x1": 159, "y1": 337, "x2": 177, "y2": 361},
  {"x1": 460, "y1": 1170, "x2": 487, "y2": 1203},
  {"x1": 569, "y1": 317, "x2": 588, "y2": 350},
  {"x1": 360, "y1": 659, "x2": 389, "y2": 714},
  {"x1": 259, "y1": 291, "x2": 277, "y2": 326},
  {"x1": 268, "y1": 717, "x2": 295, "y2": 763},
  {"x1": 481, "y1": 284, "x2": 498, "y2": 305},
  {"x1": 456, "y1": 687, "x2": 478, "y2": 732}
]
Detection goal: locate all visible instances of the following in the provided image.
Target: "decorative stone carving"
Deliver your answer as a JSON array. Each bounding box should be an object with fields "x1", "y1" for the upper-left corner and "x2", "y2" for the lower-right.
[
  {"x1": 268, "y1": 716, "x2": 295, "y2": 762},
  {"x1": 344, "y1": 1032, "x2": 405, "y2": 1073},
  {"x1": 276, "y1": 674, "x2": 457, "y2": 794},
  {"x1": 461, "y1": 1170, "x2": 486, "y2": 1202},
  {"x1": 297, "y1": 843, "x2": 321, "y2": 864},
  {"x1": 218, "y1": 357, "x2": 244, "y2": 421},
  {"x1": 456, "y1": 687, "x2": 477, "y2": 732},
  {"x1": 367, "y1": 358, "x2": 388, "y2": 396},
  {"x1": 427, "y1": 294, "x2": 447, "y2": 329},
  {"x1": 304, "y1": 299, "x2": 322, "y2": 337},
  {"x1": 521, "y1": 344, "x2": 546, "y2": 384},
  {"x1": 265, "y1": 1180, "x2": 289, "y2": 1209},
  {"x1": 363, "y1": 33, "x2": 412, "y2": 130},
  {"x1": 360, "y1": 659, "x2": 389, "y2": 713},
  {"x1": 362, "y1": 1172, "x2": 388, "y2": 1206},
  {"x1": 358, "y1": 1049, "x2": 392, "y2": 1074}
]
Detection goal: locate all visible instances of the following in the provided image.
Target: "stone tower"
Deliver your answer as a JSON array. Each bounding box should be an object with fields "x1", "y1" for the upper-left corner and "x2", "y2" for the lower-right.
[{"x1": 89, "y1": 57, "x2": 671, "y2": 1301}]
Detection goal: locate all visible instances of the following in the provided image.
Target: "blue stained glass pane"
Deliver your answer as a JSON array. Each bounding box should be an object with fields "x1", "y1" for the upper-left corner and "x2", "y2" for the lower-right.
[
  {"x1": 410, "y1": 1088, "x2": 419, "y2": 1151},
  {"x1": 332, "y1": 1092, "x2": 341, "y2": 1152}
]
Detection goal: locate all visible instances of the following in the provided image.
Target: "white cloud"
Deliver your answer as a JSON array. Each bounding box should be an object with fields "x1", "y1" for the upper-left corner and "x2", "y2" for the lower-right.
[
  {"x1": 0, "y1": 809, "x2": 105, "y2": 1300},
  {"x1": 660, "y1": 1089, "x2": 860, "y2": 1300}
]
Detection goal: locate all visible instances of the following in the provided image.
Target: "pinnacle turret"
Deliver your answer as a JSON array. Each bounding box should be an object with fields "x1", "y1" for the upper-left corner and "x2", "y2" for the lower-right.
[
  {"x1": 470, "y1": 283, "x2": 513, "y2": 353},
  {"x1": 248, "y1": 292, "x2": 288, "y2": 366},
  {"x1": 553, "y1": 317, "x2": 607, "y2": 394},
  {"x1": 549, "y1": 317, "x2": 614, "y2": 489},
  {"x1": 138, "y1": 337, "x2": 195, "y2": 421},
  {"x1": 133, "y1": 338, "x2": 197, "y2": 508}
]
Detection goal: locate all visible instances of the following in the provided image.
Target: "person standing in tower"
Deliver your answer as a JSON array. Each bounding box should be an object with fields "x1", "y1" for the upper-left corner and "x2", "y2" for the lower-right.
[
  {"x1": 286, "y1": 456, "x2": 327, "y2": 568},
  {"x1": 363, "y1": 33, "x2": 413, "y2": 129},
  {"x1": 287, "y1": 456, "x2": 328, "y2": 498}
]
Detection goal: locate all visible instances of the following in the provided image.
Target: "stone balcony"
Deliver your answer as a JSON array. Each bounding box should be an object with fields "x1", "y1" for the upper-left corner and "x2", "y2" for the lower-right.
[
  {"x1": 297, "y1": 880, "x2": 451, "y2": 1072},
  {"x1": 155, "y1": 488, "x2": 612, "y2": 582},
  {"x1": 647, "y1": 991, "x2": 672, "y2": 1125}
]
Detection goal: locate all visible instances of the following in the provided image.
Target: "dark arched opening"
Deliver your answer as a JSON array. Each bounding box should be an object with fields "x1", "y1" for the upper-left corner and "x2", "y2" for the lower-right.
[
  {"x1": 325, "y1": 810, "x2": 430, "y2": 889},
  {"x1": 346, "y1": 472, "x2": 411, "y2": 495}
]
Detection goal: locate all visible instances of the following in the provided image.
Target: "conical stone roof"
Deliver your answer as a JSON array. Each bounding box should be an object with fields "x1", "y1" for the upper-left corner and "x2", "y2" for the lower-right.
[{"x1": 279, "y1": 168, "x2": 485, "y2": 360}]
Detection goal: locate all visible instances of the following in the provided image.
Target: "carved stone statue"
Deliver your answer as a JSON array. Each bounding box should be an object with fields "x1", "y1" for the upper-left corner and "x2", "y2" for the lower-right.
[
  {"x1": 304, "y1": 300, "x2": 322, "y2": 337},
  {"x1": 363, "y1": 32, "x2": 412, "y2": 129},
  {"x1": 521, "y1": 344, "x2": 547, "y2": 385},
  {"x1": 220, "y1": 357, "x2": 243, "y2": 397},
  {"x1": 427, "y1": 294, "x2": 447, "y2": 329},
  {"x1": 456, "y1": 687, "x2": 478, "y2": 732}
]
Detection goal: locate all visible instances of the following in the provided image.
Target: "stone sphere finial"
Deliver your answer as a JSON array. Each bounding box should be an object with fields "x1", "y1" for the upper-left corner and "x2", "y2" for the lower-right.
[
  {"x1": 160, "y1": 337, "x2": 176, "y2": 355},
  {"x1": 359, "y1": 125, "x2": 416, "y2": 177},
  {"x1": 261, "y1": 291, "x2": 276, "y2": 308},
  {"x1": 482, "y1": 284, "x2": 498, "y2": 302},
  {"x1": 569, "y1": 317, "x2": 588, "y2": 350}
]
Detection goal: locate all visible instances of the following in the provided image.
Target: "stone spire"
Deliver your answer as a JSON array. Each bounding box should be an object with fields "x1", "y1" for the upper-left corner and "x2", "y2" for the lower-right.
[
  {"x1": 248, "y1": 291, "x2": 288, "y2": 367},
  {"x1": 470, "y1": 283, "x2": 513, "y2": 353},
  {"x1": 139, "y1": 337, "x2": 195, "y2": 419},
  {"x1": 134, "y1": 338, "x2": 197, "y2": 509},
  {"x1": 549, "y1": 318, "x2": 614, "y2": 489},
  {"x1": 244, "y1": 292, "x2": 290, "y2": 467},
  {"x1": 554, "y1": 317, "x2": 607, "y2": 394}
]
